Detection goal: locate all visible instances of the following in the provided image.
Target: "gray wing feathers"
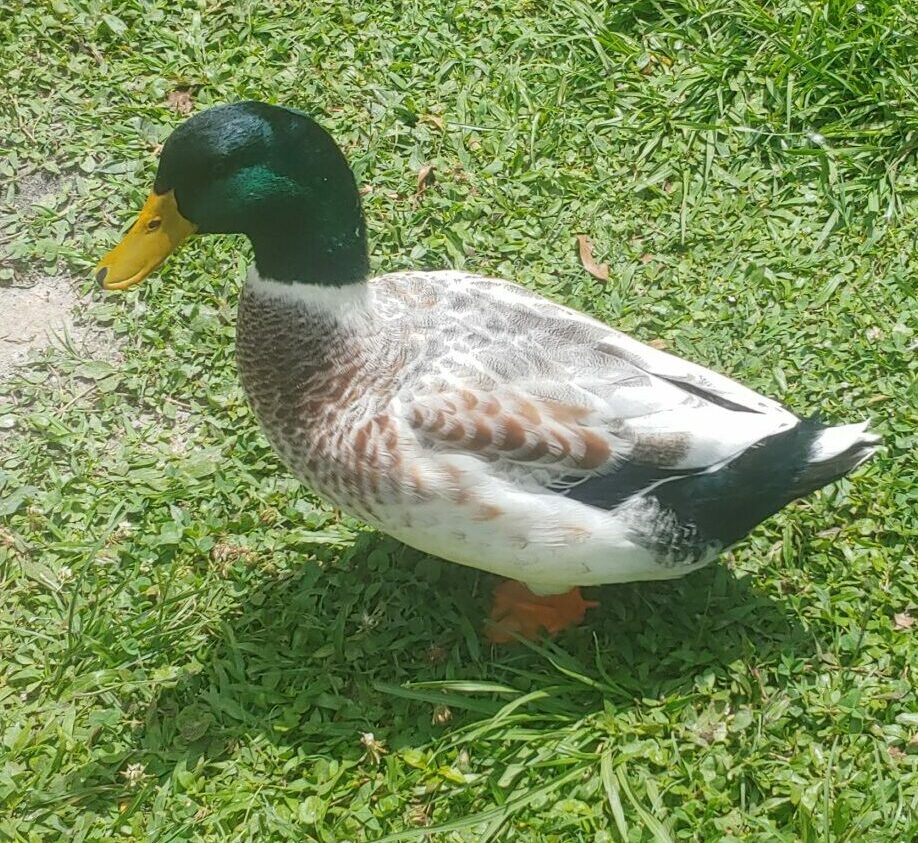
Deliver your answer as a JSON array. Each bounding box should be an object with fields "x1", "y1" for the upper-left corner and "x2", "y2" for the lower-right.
[{"x1": 387, "y1": 272, "x2": 798, "y2": 481}]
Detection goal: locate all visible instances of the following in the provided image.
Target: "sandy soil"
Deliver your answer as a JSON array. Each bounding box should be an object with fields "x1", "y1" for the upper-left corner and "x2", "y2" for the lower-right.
[
  {"x1": 1, "y1": 173, "x2": 108, "y2": 382},
  {"x1": 0, "y1": 274, "x2": 90, "y2": 380}
]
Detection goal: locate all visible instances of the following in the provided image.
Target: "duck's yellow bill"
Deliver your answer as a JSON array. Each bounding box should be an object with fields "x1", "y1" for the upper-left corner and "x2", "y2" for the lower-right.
[{"x1": 94, "y1": 191, "x2": 196, "y2": 290}]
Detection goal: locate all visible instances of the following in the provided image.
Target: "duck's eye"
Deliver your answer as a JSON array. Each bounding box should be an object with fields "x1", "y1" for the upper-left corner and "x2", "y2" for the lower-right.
[{"x1": 146, "y1": 218, "x2": 162, "y2": 232}]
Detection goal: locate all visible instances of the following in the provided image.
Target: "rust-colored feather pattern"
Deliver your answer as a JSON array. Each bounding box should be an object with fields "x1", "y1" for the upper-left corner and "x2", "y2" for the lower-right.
[{"x1": 407, "y1": 388, "x2": 613, "y2": 472}]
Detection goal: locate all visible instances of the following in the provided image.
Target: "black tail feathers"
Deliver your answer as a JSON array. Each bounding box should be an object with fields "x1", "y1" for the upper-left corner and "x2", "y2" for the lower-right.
[{"x1": 651, "y1": 418, "x2": 878, "y2": 548}]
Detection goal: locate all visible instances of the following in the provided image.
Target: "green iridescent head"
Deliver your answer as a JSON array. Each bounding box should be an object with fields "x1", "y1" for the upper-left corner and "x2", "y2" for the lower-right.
[{"x1": 95, "y1": 101, "x2": 368, "y2": 289}]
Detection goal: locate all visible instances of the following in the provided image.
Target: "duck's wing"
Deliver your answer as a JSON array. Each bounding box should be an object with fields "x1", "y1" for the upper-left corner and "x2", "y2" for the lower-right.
[{"x1": 397, "y1": 274, "x2": 799, "y2": 507}]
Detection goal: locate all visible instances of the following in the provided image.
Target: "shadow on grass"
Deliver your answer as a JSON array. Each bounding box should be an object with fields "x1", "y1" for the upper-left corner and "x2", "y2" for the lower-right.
[{"x1": 137, "y1": 530, "x2": 817, "y2": 770}]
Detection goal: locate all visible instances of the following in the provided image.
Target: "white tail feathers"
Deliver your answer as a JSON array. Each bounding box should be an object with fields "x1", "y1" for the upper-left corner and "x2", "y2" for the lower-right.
[{"x1": 808, "y1": 420, "x2": 881, "y2": 466}]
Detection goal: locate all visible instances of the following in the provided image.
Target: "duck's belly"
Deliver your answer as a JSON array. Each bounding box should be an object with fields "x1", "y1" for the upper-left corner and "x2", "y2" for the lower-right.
[{"x1": 356, "y1": 482, "x2": 717, "y2": 594}]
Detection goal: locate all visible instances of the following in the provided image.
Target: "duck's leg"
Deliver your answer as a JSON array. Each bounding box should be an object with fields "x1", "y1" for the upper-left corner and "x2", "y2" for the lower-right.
[{"x1": 486, "y1": 580, "x2": 598, "y2": 643}]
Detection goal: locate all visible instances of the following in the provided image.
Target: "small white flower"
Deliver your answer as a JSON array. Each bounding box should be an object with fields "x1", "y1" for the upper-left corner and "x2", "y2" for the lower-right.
[
  {"x1": 121, "y1": 762, "x2": 148, "y2": 789},
  {"x1": 58, "y1": 566, "x2": 73, "y2": 583},
  {"x1": 807, "y1": 131, "x2": 826, "y2": 146},
  {"x1": 359, "y1": 609, "x2": 382, "y2": 632},
  {"x1": 855, "y1": 2, "x2": 866, "y2": 12}
]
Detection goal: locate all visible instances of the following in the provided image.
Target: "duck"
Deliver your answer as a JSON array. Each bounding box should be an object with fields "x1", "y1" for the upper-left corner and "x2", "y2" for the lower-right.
[{"x1": 94, "y1": 101, "x2": 880, "y2": 642}]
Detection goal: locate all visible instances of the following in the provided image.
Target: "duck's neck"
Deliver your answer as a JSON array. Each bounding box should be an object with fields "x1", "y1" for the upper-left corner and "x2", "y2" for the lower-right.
[
  {"x1": 247, "y1": 216, "x2": 370, "y2": 288},
  {"x1": 243, "y1": 266, "x2": 373, "y2": 325}
]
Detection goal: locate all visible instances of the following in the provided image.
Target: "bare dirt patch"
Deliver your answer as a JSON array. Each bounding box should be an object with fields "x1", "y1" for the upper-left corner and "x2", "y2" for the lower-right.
[
  {"x1": 0, "y1": 274, "x2": 99, "y2": 381},
  {"x1": 1, "y1": 172, "x2": 112, "y2": 382}
]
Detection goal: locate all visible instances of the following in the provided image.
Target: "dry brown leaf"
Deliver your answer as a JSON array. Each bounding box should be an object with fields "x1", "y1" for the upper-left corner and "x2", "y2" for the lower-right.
[
  {"x1": 416, "y1": 163, "x2": 436, "y2": 196},
  {"x1": 358, "y1": 184, "x2": 372, "y2": 197},
  {"x1": 893, "y1": 612, "x2": 915, "y2": 631},
  {"x1": 166, "y1": 87, "x2": 194, "y2": 115},
  {"x1": 576, "y1": 234, "x2": 609, "y2": 282},
  {"x1": 648, "y1": 338, "x2": 668, "y2": 350},
  {"x1": 421, "y1": 114, "x2": 445, "y2": 131},
  {"x1": 888, "y1": 745, "x2": 906, "y2": 761},
  {"x1": 407, "y1": 803, "x2": 430, "y2": 827},
  {"x1": 639, "y1": 253, "x2": 654, "y2": 265}
]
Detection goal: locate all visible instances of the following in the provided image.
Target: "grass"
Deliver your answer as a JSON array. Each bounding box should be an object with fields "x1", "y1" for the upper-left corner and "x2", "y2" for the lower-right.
[{"x1": 1, "y1": 0, "x2": 917, "y2": 839}]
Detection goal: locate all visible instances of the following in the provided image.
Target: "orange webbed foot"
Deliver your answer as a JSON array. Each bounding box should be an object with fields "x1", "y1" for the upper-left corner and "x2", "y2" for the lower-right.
[{"x1": 486, "y1": 580, "x2": 599, "y2": 643}]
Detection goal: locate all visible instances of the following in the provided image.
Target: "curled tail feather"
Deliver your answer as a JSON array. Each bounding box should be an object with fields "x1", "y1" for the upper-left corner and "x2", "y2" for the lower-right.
[{"x1": 791, "y1": 420, "x2": 880, "y2": 498}]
